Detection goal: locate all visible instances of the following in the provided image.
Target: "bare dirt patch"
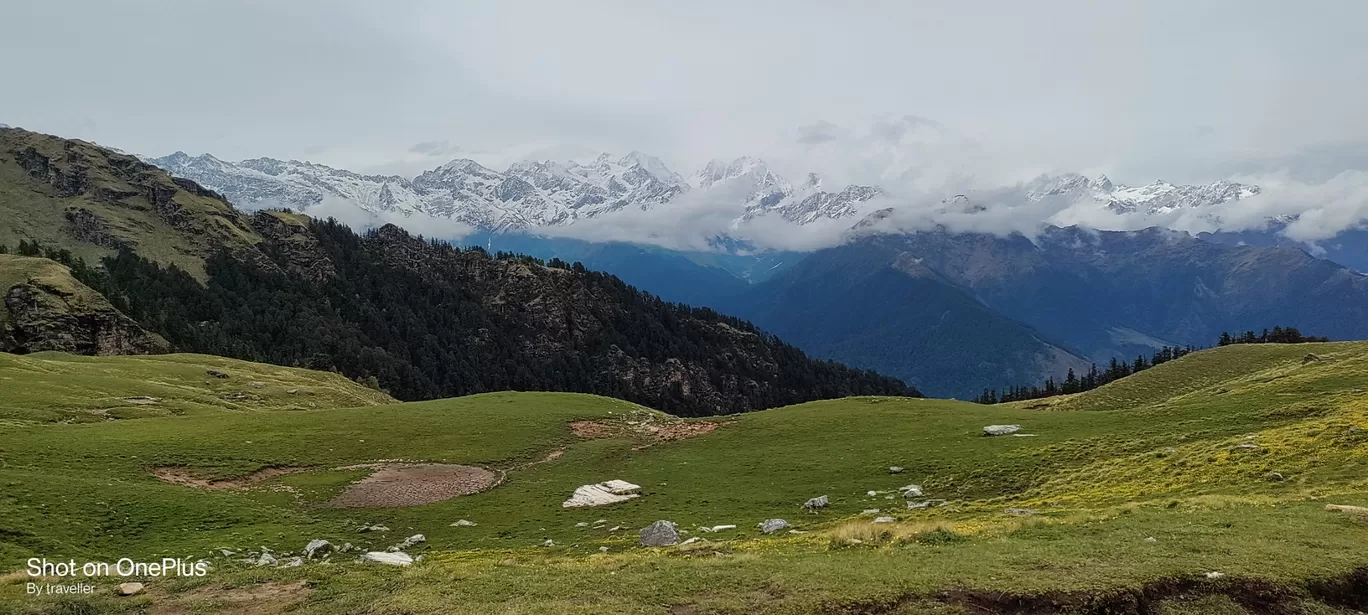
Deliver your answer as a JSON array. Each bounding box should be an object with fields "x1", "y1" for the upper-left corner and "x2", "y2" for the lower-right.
[
  {"x1": 571, "y1": 418, "x2": 730, "y2": 443},
  {"x1": 324, "y1": 463, "x2": 499, "y2": 508},
  {"x1": 150, "y1": 580, "x2": 311, "y2": 615},
  {"x1": 150, "y1": 466, "x2": 304, "y2": 491}
]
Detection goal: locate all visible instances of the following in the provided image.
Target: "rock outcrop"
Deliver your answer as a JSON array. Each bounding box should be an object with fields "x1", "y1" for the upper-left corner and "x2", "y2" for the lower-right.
[{"x1": 0, "y1": 255, "x2": 169, "y2": 355}]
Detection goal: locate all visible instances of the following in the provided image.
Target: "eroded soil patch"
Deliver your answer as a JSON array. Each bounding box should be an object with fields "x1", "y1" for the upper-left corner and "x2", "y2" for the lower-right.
[
  {"x1": 150, "y1": 580, "x2": 312, "y2": 615},
  {"x1": 324, "y1": 463, "x2": 499, "y2": 508},
  {"x1": 571, "y1": 418, "x2": 730, "y2": 443},
  {"x1": 150, "y1": 466, "x2": 304, "y2": 491}
]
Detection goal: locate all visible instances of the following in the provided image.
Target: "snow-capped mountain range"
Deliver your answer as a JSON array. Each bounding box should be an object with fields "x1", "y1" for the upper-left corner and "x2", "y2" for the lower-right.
[
  {"x1": 149, "y1": 151, "x2": 885, "y2": 230},
  {"x1": 1024, "y1": 173, "x2": 1260, "y2": 215},
  {"x1": 149, "y1": 151, "x2": 1261, "y2": 232}
]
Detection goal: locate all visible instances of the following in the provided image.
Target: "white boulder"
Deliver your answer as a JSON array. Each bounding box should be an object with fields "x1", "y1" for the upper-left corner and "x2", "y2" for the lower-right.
[
  {"x1": 361, "y1": 551, "x2": 413, "y2": 566},
  {"x1": 563, "y1": 480, "x2": 642, "y2": 507}
]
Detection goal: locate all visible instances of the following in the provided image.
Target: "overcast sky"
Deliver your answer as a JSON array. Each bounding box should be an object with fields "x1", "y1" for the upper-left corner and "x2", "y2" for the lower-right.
[{"x1": 4, "y1": 0, "x2": 1367, "y2": 186}]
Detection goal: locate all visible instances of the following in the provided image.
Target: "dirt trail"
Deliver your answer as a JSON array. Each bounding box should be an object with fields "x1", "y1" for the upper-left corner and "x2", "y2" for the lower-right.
[{"x1": 150, "y1": 466, "x2": 303, "y2": 491}]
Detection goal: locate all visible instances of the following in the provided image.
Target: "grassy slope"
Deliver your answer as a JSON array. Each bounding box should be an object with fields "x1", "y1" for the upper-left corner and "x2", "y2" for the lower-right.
[
  {"x1": 0, "y1": 352, "x2": 394, "y2": 423},
  {"x1": 0, "y1": 127, "x2": 261, "y2": 278},
  {"x1": 0, "y1": 343, "x2": 1366, "y2": 614}
]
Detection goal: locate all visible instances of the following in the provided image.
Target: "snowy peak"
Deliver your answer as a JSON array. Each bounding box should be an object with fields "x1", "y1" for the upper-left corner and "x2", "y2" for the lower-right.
[
  {"x1": 150, "y1": 149, "x2": 696, "y2": 231},
  {"x1": 1026, "y1": 173, "x2": 1261, "y2": 215}
]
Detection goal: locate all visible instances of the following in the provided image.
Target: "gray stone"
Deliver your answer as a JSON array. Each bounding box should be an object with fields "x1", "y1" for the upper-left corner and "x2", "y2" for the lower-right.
[
  {"x1": 639, "y1": 520, "x2": 680, "y2": 546},
  {"x1": 255, "y1": 552, "x2": 278, "y2": 567},
  {"x1": 361, "y1": 551, "x2": 413, "y2": 566},
  {"x1": 394, "y1": 534, "x2": 426, "y2": 550},
  {"x1": 873, "y1": 516, "x2": 896, "y2": 523},
  {"x1": 899, "y1": 484, "x2": 924, "y2": 497},
  {"x1": 758, "y1": 519, "x2": 790, "y2": 534},
  {"x1": 278, "y1": 556, "x2": 304, "y2": 568},
  {"x1": 1004, "y1": 508, "x2": 1037, "y2": 516},
  {"x1": 450, "y1": 519, "x2": 477, "y2": 527},
  {"x1": 304, "y1": 539, "x2": 332, "y2": 559},
  {"x1": 1143, "y1": 537, "x2": 1157, "y2": 543},
  {"x1": 983, "y1": 424, "x2": 1022, "y2": 437},
  {"x1": 117, "y1": 582, "x2": 145, "y2": 596},
  {"x1": 803, "y1": 495, "x2": 829, "y2": 509},
  {"x1": 888, "y1": 466, "x2": 905, "y2": 474},
  {"x1": 358, "y1": 524, "x2": 390, "y2": 533},
  {"x1": 206, "y1": 369, "x2": 229, "y2": 379}
]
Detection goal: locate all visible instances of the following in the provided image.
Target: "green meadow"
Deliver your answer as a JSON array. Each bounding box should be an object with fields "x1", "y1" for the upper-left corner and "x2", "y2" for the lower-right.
[{"x1": 1, "y1": 342, "x2": 1366, "y2": 614}]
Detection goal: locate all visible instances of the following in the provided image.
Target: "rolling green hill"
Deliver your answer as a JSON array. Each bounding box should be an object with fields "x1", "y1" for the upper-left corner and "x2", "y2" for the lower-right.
[{"x1": 2, "y1": 342, "x2": 1366, "y2": 613}]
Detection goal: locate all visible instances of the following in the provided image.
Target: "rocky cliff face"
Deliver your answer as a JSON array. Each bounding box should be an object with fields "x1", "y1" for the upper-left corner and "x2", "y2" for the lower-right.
[
  {"x1": 0, "y1": 126, "x2": 265, "y2": 278},
  {"x1": 0, "y1": 255, "x2": 169, "y2": 355}
]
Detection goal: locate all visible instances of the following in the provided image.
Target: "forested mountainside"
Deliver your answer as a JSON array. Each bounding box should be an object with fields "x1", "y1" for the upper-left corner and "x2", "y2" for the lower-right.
[{"x1": 0, "y1": 126, "x2": 914, "y2": 415}]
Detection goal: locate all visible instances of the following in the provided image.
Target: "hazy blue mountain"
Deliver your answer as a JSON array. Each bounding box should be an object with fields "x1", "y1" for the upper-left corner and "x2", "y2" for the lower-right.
[
  {"x1": 728, "y1": 225, "x2": 1368, "y2": 399},
  {"x1": 718, "y1": 242, "x2": 1091, "y2": 399}
]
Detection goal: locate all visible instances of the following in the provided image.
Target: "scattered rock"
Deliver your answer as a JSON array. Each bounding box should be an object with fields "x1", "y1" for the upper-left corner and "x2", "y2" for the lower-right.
[
  {"x1": 862, "y1": 509, "x2": 881, "y2": 515},
  {"x1": 361, "y1": 551, "x2": 413, "y2": 566},
  {"x1": 123, "y1": 396, "x2": 160, "y2": 405},
  {"x1": 639, "y1": 520, "x2": 680, "y2": 546},
  {"x1": 389, "y1": 534, "x2": 425, "y2": 551},
  {"x1": 358, "y1": 524, "x2": 390, "y2": 533},
  {"x1": 888, "y1": 466, "x2": 905, "y2": 474},
  {"x1": 1352, "y1": 388, "x2": 1364, "y2": 394},
  {"x1": 304, "y1": 539, "x2": 332, "y2": 559},
  {"x1": 1206, "y1": 571, "x2": 1226, "y2": 579},
  {"x1": 607, "y1": 526, "x2": 623, "y2": 532},
  {"x1": 1143, "y1": 537, "x2": 1157, "y2": 543},
  {"x1": 287, "y1": 388, "x2": 301, "y2": 395},
  {"x1": 680, "y1": 537, "x2": 701, "y2": 545},
  {"x1": 1265, "y1": 472, "x2": 1286, "y2": 482},
  {"x1": 899, "y1": 485, "x2": 924, "y2": 497},
  {"x1": 1232, "y1": 443, "x2": 1260, "y2": 451},
  {"x1": 255, "y1": 553, "x2": 278, "y2": 567},
  {"x1": 983, "y1": 425, "x2": 1022, "y2": 437},
  {"x1": 758, "y1": 519, "x2": 790, "y2": 534},
  {"x1": 340, "y1": 543, "x2": 353, "y2": 553},
  {"x1": 866, "y1": 490, "x2": 879, "y2": 497},
  {"x1": 278, "y1": 557, "x2": 304, "y2": 568},
  {"x1": 117, "y1": 582, "x2": 144, "y2": 596},
  {"x1": 451, "y1": 519, "x2": 477, "y2": 527},
  {"x1": 907, "y1": 500, "x2": 931, "y2": 509},
  {"x1": 575, "y1": 522, "x2": 589, "y2": 527},
  {"x1": 206, "y1": 369, "x2": 229, "y2": 379},
  {"x1": 1004, "y1": 508, "x2": 1037, "y2": 516},
  {"x1": 218, "y1": 549, "x2": 236, "y2": 557},
  {"x1": 803, "y1": 495, "x2": 829, "y2": 510},
  {"x1": 873, "y1": 516, "x2": 896, "y2": 524},
  {"x1": 599, "y1": 546, "x2": 609, "y2": 552},
  {"x1": 699, "y1": 524, "x2": 736, "y2": 532},
  {"x1": 542, "y1": 539, "x2": 555, "y2": 547},
  {"x1": 249, "y1": 381, "x2": 267, "y2": 388},
  {"x1": 1302, "y1": 353, "x2": 1320, "y2": 364},
  {"x1": 563, "y1": 480, "x2": 642, "y2": 508}
]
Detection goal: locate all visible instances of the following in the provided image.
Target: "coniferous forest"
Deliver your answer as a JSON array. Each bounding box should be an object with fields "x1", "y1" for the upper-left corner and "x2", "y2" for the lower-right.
[{"x1": 2, "y1": 219, "x2": 915, "y2": 416}]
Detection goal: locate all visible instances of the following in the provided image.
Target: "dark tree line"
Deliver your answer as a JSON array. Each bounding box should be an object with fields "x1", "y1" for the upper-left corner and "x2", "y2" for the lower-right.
[
  {"x1": 1217, "y1": 326, "x2": 1328, "y2": 346},
  {"x1": 975, "y1": 326, "x2": 1329, "y2": 404},
  {"x1": 1, "y1": 223, "x2": 915, "y2": 416}
]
